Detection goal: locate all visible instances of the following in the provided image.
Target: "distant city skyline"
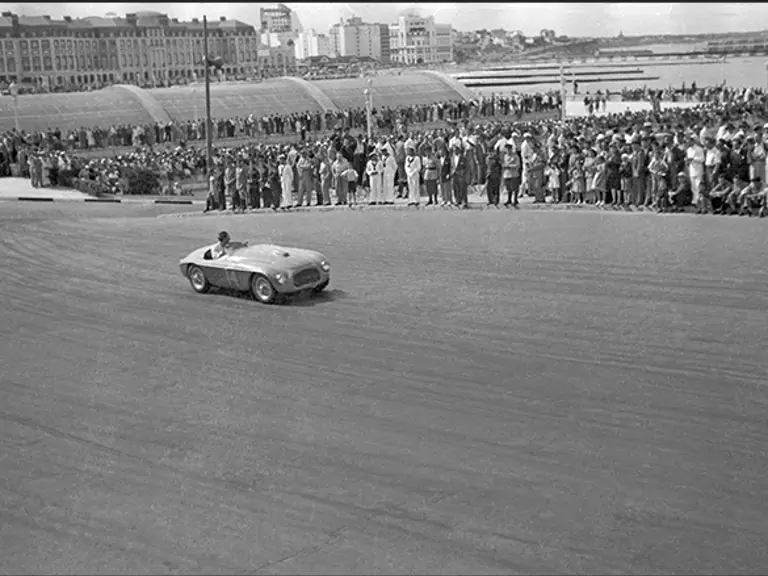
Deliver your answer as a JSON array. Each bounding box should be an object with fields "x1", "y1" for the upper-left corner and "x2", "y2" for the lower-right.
[{"x1": 0, "y1": 2, "x2": 766, "y2": 37}]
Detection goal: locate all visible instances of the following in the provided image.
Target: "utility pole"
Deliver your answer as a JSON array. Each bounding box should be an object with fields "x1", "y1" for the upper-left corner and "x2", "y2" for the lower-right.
[
  {"x1": 559, "y1": 58, "x2": 567, "y2": 120},
  {"x1": 364, "y1": 77, "x2": 373, "y2": 141},
  {"x1": 720, "y1": 54, "x2": 727, "y2": 86},
  {"x1": 203, "y1": 15, "x2": 213, "y2": 178},
  {"x1": 9, "y1": 81, "x2": 19, "y2": 131}
]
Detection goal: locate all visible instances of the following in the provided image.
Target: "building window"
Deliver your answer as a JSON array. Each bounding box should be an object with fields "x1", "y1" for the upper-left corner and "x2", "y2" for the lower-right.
[
  {"x1": 127, "y1": 54, "x2": 132, "y2": 67},
  {"x1": 21, "y1": 57, "x2": 30, "y2": 71},
  {"x1": 55, "y1": 55, "x2": 61, "y2": 69},
  {"x1": 0, "y1": 59, "x2": 4, "y2": 73},
  {"x1": 20, "y1": 40, "x2": 28, "y2": 53},
  {"x1": 42, "y1": 40, "x2": 50, "y2": 51},
  {"x1": 5, "y1": 40, "x2": 13, "y2": 51},
  {"x1": 6, "y1": 57, "x2": 14, "y2": 72},
  {"x1": 31, "y1": 40, "x2": 39, "y2": 50},
  {"x1": 68, "y1": 55, "x2": 74, "y2": 68},
  {"x1": 43, "y1": 56, "x2": 52, "y2": 70}
]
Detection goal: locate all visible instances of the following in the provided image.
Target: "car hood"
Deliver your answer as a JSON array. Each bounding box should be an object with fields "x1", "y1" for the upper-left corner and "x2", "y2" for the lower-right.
[{"x1": 226, "y1": 244, "x2": 321, "y2": 269}]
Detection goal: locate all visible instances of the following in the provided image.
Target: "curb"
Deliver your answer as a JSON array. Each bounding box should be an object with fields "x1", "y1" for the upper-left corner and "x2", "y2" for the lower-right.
[
  {"x1": 0, "y1": 196, "x2": 204, "y2": 205},
  {"x1": 159, "y1": 202, "x2": 702, "y2": 218}
]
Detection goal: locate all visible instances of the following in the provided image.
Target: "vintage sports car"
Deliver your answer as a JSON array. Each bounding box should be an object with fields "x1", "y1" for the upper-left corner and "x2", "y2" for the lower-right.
[{"x1": 179, "y1": 242, "x2": 331, "y2": 304}]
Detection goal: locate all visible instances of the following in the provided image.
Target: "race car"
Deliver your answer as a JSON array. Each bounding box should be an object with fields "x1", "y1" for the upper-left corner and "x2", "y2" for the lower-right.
[{"x1": 179, "y1": 242, "x2": 330, "y2": 304}]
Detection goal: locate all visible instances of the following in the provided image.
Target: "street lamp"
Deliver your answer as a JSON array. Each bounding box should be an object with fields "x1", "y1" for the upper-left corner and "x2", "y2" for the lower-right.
[
  {"x1": 9, "y1": 81, "x2": 19, "y2": 131},
  {"x1": 363, "y1": 77, "x2": 373, "y2": 141},
  {"x1": 558, "y1": 59, "x2": 567, "y2": 120}
]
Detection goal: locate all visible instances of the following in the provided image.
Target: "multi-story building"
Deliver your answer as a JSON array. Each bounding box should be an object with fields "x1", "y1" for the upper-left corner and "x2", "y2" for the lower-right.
[
  {"x1": 328, "y1": 17, "x2": 383, "y2": 61},
  {"x1": 259, "y1": 4, "x2": 301, "y2": 33},
  {"x1": 389, "y1": 14, "x2": 453, "y2": 65},
  {"x1": 294, "y1": 28, "x2": 331, "y2": 60},
  {"x1": 0, "y1": 10, "x2": 296, "y2": 89},
  {"x1": 378, "y1": 24, "x2": 391, "y2": 63},
  {"x1": 434, "y1": 23, "x2": 453, "y2": 62}
]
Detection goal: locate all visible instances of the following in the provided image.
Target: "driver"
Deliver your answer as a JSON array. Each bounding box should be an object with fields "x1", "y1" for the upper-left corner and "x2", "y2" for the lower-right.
[{"x1": 211, "y1": 230, "x2": 248, "y2": 259}]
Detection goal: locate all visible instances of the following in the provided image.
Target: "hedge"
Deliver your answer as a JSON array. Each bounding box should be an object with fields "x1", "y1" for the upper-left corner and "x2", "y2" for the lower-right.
[{"x1": 72, "y1": 167, "x2": 164, "y2": 196}]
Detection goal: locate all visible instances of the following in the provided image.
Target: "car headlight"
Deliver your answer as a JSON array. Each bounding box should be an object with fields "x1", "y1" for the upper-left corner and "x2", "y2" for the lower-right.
[
  {"x1": 275, "y1": 272, "x2": 288, "y2": 285},
  {"x1": 320, "y1": 260, "x2": 331, "y2": 272}
]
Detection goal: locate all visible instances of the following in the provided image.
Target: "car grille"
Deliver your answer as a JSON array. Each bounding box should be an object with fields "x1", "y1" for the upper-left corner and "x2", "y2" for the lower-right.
[{"x1": 293, "y1": 267, "x2": 321, "y2": 288}]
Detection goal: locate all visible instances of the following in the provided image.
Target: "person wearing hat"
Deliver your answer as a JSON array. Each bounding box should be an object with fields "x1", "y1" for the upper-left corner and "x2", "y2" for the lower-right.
[
  {"x1": 404, "y1": 144, "x2": 422, "y2": 206},
  {"x1": 366, "y1": 150, "x2": 383, "y2": 205},
  {"x1": 381, "y1": 146, "x2": 397, "y2": 205}
]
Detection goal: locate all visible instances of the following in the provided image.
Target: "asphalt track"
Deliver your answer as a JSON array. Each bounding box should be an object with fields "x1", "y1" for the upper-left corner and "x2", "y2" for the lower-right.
[{"x1": 1, "y1": 202, "x2": 768, "y2": 575}]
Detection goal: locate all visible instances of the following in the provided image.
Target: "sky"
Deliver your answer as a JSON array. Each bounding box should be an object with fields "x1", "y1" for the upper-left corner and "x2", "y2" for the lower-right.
[{"x1": 0, "y1": 2, "x2": 766, "y2": 37}]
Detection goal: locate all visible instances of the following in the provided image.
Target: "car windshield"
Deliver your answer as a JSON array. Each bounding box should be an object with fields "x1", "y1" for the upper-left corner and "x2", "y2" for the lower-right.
[{"x1": 226, "y1": 241, "x2": 247, "y2": 253}]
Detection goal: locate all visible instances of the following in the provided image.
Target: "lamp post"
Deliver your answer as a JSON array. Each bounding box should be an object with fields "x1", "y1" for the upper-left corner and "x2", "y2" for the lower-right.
[
  {"x1": 203, "y1": 15, "x2": 213, "y2": 179},
  {"x1": 720, "y1": 54, "x2": 727, "y2": 86},
  {"x1": 363, "y1": 77, "x2": 373, "y2": 141},
  {"x1": 559, "y1": 59, "x2": 567, "y2": 120},
  {"x1": 9, "y1": 81, "x2": 19, "y2": 131}
]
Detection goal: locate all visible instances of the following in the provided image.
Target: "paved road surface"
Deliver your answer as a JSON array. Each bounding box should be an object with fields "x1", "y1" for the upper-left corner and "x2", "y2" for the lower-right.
[{"x1": 2, "y1": 203, "x2": 767, "y2": 575}]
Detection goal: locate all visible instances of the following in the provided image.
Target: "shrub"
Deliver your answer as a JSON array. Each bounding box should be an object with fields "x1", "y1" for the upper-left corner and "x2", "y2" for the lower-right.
[
  {"x1": 123, "y1": 166, "x2": 162, "y2": 195},
  {"x1": 57, "y1": 168, "x2": 78, "y2": 188}
]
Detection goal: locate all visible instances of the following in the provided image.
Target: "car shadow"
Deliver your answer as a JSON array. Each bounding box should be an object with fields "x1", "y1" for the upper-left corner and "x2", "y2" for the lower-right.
[
  {"x1": 285, "y1": 288, "x2": 349, "y2": 307},
  {"x1": 212, "y1": 287, "x2": 348, "y2": 306}
]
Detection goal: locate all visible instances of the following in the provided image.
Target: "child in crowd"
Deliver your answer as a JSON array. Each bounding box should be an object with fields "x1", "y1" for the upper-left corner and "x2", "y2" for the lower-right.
[
  {"x1": 618, "y1": 153, "x2": 632, "y2": 207},
  {"x1": 591, "y1": 155, "x2": 607, "y2": 207},
  {"x1": 345, "y1": 165, "x2": 359, "y2": 205},
  {"x1": 545, "y1": 160, "x2": 561, "y2": 204},
  {"x1": 568, "y1": 158, "x2": 586, "y2": 204}
]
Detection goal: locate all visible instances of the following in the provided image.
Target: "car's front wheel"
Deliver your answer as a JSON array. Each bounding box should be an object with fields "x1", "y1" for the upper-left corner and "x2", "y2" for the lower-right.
[
  {"x1": 312, "y1": 280, "x2": 329, "y2": 294},
  {"x1": 250, "y1": 273, "x2": 279, "y2": 304},
  {"x1": 187, "y1": 265, "x2": 210, "y2": 294}
]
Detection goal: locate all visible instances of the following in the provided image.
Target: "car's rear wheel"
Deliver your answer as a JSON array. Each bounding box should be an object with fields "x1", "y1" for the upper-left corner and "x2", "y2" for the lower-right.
[
  {"x1": 313, "y1": 280, "x2": 329, "y2": 294},
  {"x1": 187, "y1": 265, "x2": 210, "y2": 293},
  {"x1": 250, "y1": 273, "x2": 278, "y2": 304}
]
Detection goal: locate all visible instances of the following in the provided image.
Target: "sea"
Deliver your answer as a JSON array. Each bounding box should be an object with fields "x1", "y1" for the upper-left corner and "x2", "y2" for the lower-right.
[{"x1": 452, "y1": 56, "x2": 768, "y2": 96}]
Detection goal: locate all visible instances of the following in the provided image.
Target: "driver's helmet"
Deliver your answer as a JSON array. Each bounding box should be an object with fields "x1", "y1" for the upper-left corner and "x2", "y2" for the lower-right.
[{"x1": 218, "y1": 230, "x2": 230, "y2": 243}]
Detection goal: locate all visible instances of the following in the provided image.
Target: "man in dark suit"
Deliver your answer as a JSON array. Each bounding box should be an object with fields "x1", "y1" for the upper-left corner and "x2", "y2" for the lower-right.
[
  {"x1": 438, "y1": 148, "x2": 452, "y2": 206},
  {"x1": 450, "y1": 143, "x2": 469, "y2": 209}
]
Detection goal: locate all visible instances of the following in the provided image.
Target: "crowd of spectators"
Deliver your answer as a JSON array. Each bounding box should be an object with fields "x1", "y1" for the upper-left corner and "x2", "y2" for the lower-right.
[
  {"x1": 3, "y1": 84, "x2": 767, "y2": 218},
  {"x1": 0, "y1": 92, "x2": 560, "y2": 153}
]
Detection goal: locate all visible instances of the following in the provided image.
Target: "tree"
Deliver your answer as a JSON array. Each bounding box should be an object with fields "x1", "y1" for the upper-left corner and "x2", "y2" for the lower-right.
[{"x1": 203, "y1": 55, "x2": 224, "y2": 70}]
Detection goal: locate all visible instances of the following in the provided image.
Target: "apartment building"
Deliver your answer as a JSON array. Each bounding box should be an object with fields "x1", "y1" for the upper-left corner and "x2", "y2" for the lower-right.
[
  {"x1": 259, "y1": 4, "x2": 301, "y2": 33},
  {"x1": 294, "y1": 28, "x2": 332, "y2": 60},
  {"x1": 389, "y1": 14, "x2": 454, "y2": 65},
  {"x1": 328, "y1": 17, "x2": 383, "y2": 61},
  {"x1": 0, "y1": 10, "x2": 294, "y2": 88}
]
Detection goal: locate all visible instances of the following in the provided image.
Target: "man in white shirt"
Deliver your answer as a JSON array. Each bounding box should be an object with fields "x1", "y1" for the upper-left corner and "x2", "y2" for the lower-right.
[
  {"x1": 686, "y1": 136, "x2": 705, "y2": 204},
  {"x1": 703, "y1": 137, "x2": 722, "y2": 187}
]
